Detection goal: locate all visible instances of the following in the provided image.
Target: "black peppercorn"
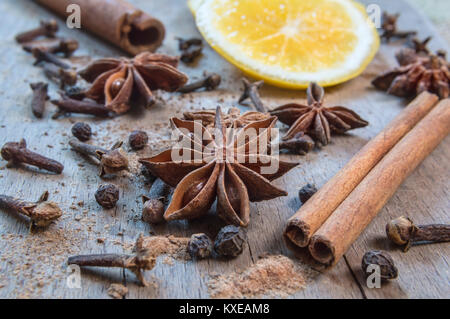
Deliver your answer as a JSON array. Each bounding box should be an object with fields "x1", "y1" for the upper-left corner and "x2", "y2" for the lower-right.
[
  {"x1": 95, "y1": 184, "x2": 119, "y2": 209},
  {"x1": 298, "y1": 183, "x2": 318, "y2": 204},
  {"x1": 361, "y1": 250, "x2": 398, "y2": 280},
  {"x1": 214, "y1": 225, "x2": 246, "y2": 257},
  {"x1": 71, "y1": 122, "x2": 92, "y2": 141},
  {"x1": 128, "y1": 130, "x2": 148, "y2": 150},
  {"x1": 188, "y1": 233, "x2": 213, "y2": 259}
]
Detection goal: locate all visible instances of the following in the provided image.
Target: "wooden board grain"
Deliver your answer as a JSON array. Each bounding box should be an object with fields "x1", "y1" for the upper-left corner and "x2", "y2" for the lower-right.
[{"x1": 0, "y1": 0, "x2": 448, "y2": 299}]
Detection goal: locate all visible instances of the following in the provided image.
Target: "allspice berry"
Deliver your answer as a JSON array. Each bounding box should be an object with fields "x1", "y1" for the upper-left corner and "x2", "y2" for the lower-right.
[
  {"x1": 214, "y1": 225, "x2": 246, "y2": 257},
  {"x1": 141, "y1": 196, "x2": 165, "y2": 224},
  {"x1": 361, "y1": 250, "x2": 398, "y2": 280},
  {"x1": 188, "y1": 233, "x2": 213, "y2": 259},
  {"x1": 128, "y1": 130, "x2": 148, "y2": 150},
  {"x1": 298, "y1": 183, "x2": 318, "y2": 204},
  {"x1": 71, "y1": 122, "x2": 92, "y2": 141},
  {"x1": 95, "y1": 184, "x2": 119, "y2": 209}
]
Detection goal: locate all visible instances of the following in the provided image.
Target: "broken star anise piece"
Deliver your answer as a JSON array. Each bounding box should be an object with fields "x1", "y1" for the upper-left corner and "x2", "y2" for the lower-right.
[
  {"x1": 139, "y1": 107, "x2": 298, "y2": 227},
  {"x1": 183, "y1": 107, "x2": 271, "y2": 128},
  {"x1": 270, "y1": 83, "x2": 368, "y2": 146},
  {"x1": 372, "y1": 48, "x2": 450, "y2": 99},
  {"x1": 79, "y1": 52, "x2": 188, "y2": 114}
]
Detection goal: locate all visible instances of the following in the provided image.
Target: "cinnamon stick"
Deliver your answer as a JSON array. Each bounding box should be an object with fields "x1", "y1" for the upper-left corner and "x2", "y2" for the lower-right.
[
  {"x1": 309, "y1": 99, "x2": 450, "y2": 265},
  {"x1": 285, "y1": 92, "x2": 439, "y2": 248},
  {"x1": 35, "y1": 0, "x2": 165, "y2": 55}
]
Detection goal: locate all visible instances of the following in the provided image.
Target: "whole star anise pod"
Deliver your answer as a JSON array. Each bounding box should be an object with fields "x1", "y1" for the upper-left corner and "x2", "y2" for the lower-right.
[
  {"x1": 372, "y1": 48, "x2": 450, "y2": 99},
  {"x1": 139, "y1": 107, "x2": 298, "y2": 227},
  {"x1": 270, "y1": 83, "x2": 368, "y2": 146},
  {"x1": 183, "y1": 107, "x2": 271, "y2": 128},
  {"x1": 79, "y1": 52, "x2": 188, "y2": 114}
]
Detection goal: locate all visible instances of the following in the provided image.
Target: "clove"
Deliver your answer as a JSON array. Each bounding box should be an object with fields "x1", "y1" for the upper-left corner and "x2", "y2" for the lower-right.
[
  {"x1": 278, "y1": 132, "x2": 315, "y2": 155},
  {"x1": 30, "y1": 82, "x2": 49, "y2": 118},
  {"x1": 23, "y1": 38, "x2": 79, "y2": 57},
  {"x1": 178, "y1": 73, "x2": 221, "y2": 93},
  {"x1": 42, "y1": 62, "x2": 78, "y2": 89},
  {"x1": 51, "y1": 93, "x2": 110, "y2": 119},
  {"x1": 69, "y1": 139, "x2": 128, "y2": 177},
  {"x1": 380, "y1": 12, "x2": 417, "y2": 42},
  {"x1": 411, "y1": 36, "x2": 432, "y2": 54},
  {"x1": 178, "y1": 37, "x2": 203, "y2": 63},
  {"x1": 1, "y1": 139, "x2": 64, "y2": 174},
  {"x1": 15, "y1": 19, "x2": 58, "y2": 43},
  {"x1": 386, "y1": 216, "x2": 450, "y2": 251},
  {"x1": 238, "y1": 78, "x2": 266, "y2": 113},
  {"x1": 32, "y1": 47, "x2": 71, "y2": 69},
  {"x1": 68, "y1": 234, "x2": 156, "y2": 286},
  {"x1": 0, "y1": 191, "x2": 62, "y2": 228},
  {"x1": 141, "y1": 178, "x2": 171, "y2": 224}
]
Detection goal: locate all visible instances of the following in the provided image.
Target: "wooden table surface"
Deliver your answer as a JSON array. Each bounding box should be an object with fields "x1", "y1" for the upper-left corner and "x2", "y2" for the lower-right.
[{"x1": 0, "y1": 0, "x2": 448, "y2": 299}]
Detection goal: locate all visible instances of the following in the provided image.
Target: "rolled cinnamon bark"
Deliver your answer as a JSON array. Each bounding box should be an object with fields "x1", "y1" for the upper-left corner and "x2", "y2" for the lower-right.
[
  {"x1": 284, "y1": 92, "x2": 439, "y2": 248},
  {"x1": 35, "y1": 0, "x2": 165, "y2": 55},
  {"x1": 309, "y1": 99, "x2": 450, "y2": 265}
]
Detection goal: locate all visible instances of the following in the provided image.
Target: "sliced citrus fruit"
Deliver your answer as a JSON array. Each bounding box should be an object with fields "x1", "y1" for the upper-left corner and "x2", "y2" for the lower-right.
[{"x1": 189, "y1": 0, "x2": 379, "y2": 89}]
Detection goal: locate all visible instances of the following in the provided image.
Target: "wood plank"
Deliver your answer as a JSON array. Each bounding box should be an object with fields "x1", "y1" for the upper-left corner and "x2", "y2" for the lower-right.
[
  {"x1": 343, "y1": 0, "x2": 450, "y2": 299},
  {"x1": 0, "y1": 0, "x2": 447, "y2": 299}
]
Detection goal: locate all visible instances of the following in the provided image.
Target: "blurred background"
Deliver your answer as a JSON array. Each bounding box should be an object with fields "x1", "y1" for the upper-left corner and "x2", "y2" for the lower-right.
[{"x1": 407, "y1": 0, "x2": 450, "y2": 43}]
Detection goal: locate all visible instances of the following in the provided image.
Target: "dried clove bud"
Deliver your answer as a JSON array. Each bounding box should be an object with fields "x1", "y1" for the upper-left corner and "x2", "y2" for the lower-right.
[
  {"x1": 380, "y1": 12, "x2": 417, "y2": 42},
  {"x1": 51, "y1": 93, "x2": 110, "y2": 119},
  {"x1": 64, "y1": 86, "x2": 87, "y2": 100},
  {"x1": 214, "y1": 225, "x2": 247, "y2": 258},
  {"x1": 128, "y1": 130, "x2": 148, "y2": 150},
  {"x1": 386, "y1": 216, "x2": 450, "y2": 251},
  {"x1": 411, "y1": 36, "x2": 432, "y2": 54},
  {"x1": 1, "y1": 139, "x2": 64, "y2": 174},
  {"x1": 95, "y1": 184, "x2": 120, "y2": 209},
  {"x1": 279, "y1": 132, "x2": 315, "y2": 155},
  {"x1": 42, "y1": 62, "x2": 77, "y2": 89},
  {"x1": 188, "y1": 233, "x2": 213, "y2": 259},
  {"x1": 69, "y1": 139, "x2": 128, "y2": 177},
  {"x1": 178, "y1": 73, "x2": 221, "y2": 93},
  {"x1": 298, "y1": 183, "x2": 318, "y2": 204},
  {"x1": 22, "y1": 37, "x2": 79, "y2": 57},
  {"x1": 32, "y1": 47, "x2": 71, "y2": 69},
  {"x1": 238, "y1": 78, "x2": 266, "y2": 113},
  {"x1": 71, "y1": 122, "x2": 92, "y2": 141},
  {"x1": 361, "y1": 250, "x2": 398, "y2": 281},
  {"x1": 0, "y1": 191, "x2": 62, "y2": 228},
  {"x1": 30, "y1": 82, "x2": 49, "y2": 118},
  {"x1": 178, "y1": 37, "x2": 203, "y2": 63},
  {"x1": 68, "y1": 234, "x2": 156, "y2": 286},
  {"x1": 15, "y1": 19, "x2": 58, "y2": 43}
]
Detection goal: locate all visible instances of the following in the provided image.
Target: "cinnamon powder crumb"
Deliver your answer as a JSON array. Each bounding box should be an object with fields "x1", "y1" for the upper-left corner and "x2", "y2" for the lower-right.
[
  {"x1": 207, "y1": 255, "x2": 310, "y2": 298},
  {"x1": 127, "y1": 235, "x2": 190, "y2": 261},
  {"x1": 107, "y1": 283, "x2": 128, "y2": 299}
]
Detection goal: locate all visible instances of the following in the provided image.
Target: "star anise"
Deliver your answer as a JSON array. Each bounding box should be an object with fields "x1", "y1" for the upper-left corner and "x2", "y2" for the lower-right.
[
  {"x1": 139, "y1": 107, "x2": 298, "y2": 227},
  {"x1": 380, "y1": 12, "x2": 417, "y2": 42},
  {"x1": 372, "y1": 48, "x2": 450, "y2": 99},
  {"x1": 270, "y1": 83, "x2": 368, "y2": 146},
  {"x1": 183, "y1": 107, "x2": 271, "y2": 128},
  {"x1": 79, "y1": 52, "x2": 188, "y2": 114}
]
